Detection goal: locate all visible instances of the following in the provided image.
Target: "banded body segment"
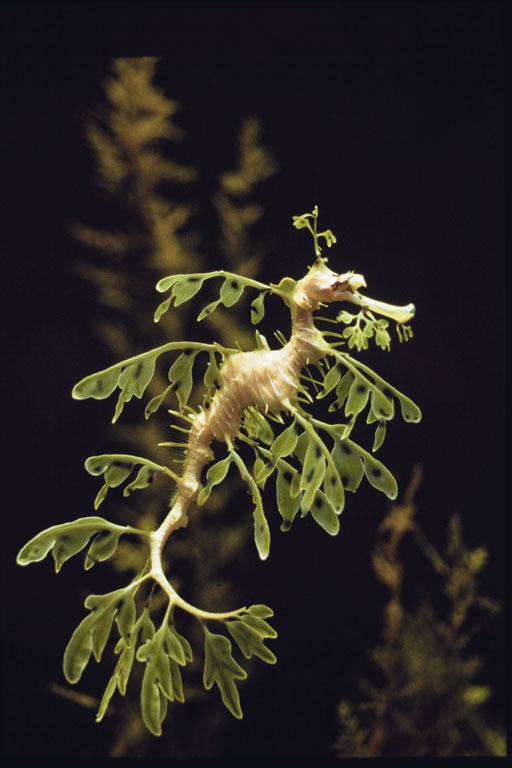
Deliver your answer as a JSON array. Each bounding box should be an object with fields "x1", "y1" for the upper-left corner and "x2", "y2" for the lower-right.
[
  {"x1": 176, "y1": 411, "x2": 213, "y2": 500},
  {"x1": 208, "y1": 347, "x2": 306, "y2": 442}
]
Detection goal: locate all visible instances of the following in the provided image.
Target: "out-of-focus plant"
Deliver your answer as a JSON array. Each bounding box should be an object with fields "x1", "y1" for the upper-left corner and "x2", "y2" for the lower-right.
[{"x1": 335, "y1": 465, "x2": 505, "y2": 757}]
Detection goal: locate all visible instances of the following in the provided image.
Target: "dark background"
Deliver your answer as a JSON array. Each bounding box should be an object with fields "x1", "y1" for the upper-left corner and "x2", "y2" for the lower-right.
[{"x1": 3, "y1": 2, "x2": 505, "y2": 758}]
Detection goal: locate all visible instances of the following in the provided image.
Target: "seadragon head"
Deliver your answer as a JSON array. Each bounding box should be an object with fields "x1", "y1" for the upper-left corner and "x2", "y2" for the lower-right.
[{"x1": 301, "y1": 258, "x2": 415, "y2": 324}]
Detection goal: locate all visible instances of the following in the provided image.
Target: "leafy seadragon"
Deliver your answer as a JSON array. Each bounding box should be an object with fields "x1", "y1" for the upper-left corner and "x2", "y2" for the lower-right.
[{"x1": 17, "y1": 208, "x2": 421, "y2": 734}]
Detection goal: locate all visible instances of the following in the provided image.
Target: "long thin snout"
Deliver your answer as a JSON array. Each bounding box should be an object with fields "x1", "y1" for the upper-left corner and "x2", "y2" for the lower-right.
[{"x1": 349, "y1": 290, "x2": 415, "y2": 324}]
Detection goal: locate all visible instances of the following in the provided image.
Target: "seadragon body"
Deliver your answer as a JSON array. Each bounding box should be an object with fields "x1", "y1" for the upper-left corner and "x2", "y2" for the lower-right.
[{"x1": 17, "y1": 210, "x2": 421, "y2": 731}]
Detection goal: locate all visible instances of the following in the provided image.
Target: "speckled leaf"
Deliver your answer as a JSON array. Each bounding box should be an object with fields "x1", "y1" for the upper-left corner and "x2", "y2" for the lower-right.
[
  {"x1": 244, "y1": 462, "x2": 270, "y2": 560},
  {"x1": 323, "y1": 459, "x2": 345, "y2": 514},
  {"x1": 16, "y1": 516, "x2": 131, "y2": 573},
  {"x1": 167, "y1": 351, "x2": 197, "y2": 411},
  {"x1": 251, "y1": 290, "x2": 267, "y2": 324},
  {"x1": 310, "y1": 491, "x2": 340, "y2": 536},
  {"x1": 85, "y1": 454, "x2": 166, "y2": 509},
  {"x1": 276, "y1": 465, "x2": 301, "y2": 531},
  {"x1": 84, "y1": 529, "x2": 122, "y2": 570},
  {"x1": 300, "y1": 437, "x2": 326, "y2": 512},
  {"x1": 397, "y1": 391, "x2": 422, "y2": 423},
  {"x1": 203, "y1": 352, "x2": 222, "y2": 399},
  {"x1": 197, "y1": 298, "x2": 222, "y2": 322},
  {"x1": 345, "y1": 377, "x2": 371, "y2": 418},
  {"x1": 72, "y1": 366, "x2": 121, "y2": 401},
  {"x1": 371, "y1": 387, "x2": 395, "y2": 421},
  {"x1": 113, "y1": 357, "x2": 156, "y2": 422},
  {"x1": 220, "y1": 277, "x2": 245, "y2": 307},
  {"x1": 331, "y1": 439, "x2": 364, "y2": 493},
  {"x1": 171, "y1": 276, "x2": 206, "y2": 307},
  {"x1": 197, "y1": 455, "x2": 232, "y2": 506},
  {"x1": 351, "y1": 443, "x2": 398, "y2": 499},
  {"x1": 123, "y1": 464, "x2": 155, "y2": 496}
]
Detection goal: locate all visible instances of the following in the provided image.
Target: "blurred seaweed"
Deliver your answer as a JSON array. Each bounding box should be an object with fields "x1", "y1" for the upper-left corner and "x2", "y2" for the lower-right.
[{"x1": 335, "y1": 465, "x2": 505, "y2": 757}]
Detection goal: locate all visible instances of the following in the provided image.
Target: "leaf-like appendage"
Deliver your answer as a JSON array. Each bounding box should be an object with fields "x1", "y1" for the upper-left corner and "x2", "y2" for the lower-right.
[
  {"x1": 197, "y1": 298, "x2": 222, "y2": 321},
  {"x1": 96, "y1": 608, "x2": 156, "y2": 723},
  {"x1": 270, "y1": 420, "x2": 299, "y2": 459},
  {"x1": 299, "y1": 435, "x2": 326, "y2": 512},
  {"x1": 276, "y1": 464, "x2": 301, "y2": 532},
  {"x1": 72, "y1": 341, "x2": 224, "y2": 422},
  {"x1": 203, "y1": 627, "x2": 247, "y2": 719},
  {"x1": 72, "y1": 367, "x2": 121, "y2": 401},
  {"x1": 144, "y1": 385, "x2": 173, "y2": 419},
  {"x1": 84, "y1": 454, "x2": 167, "y2": 509},
  {"x1": 269, "y1": 276, "x2": 298, "y2": 306},
  {"x1": 246, "y1": 604, "x2": 274, "y2": 618},
  {"x1": 345, "y1": 378, "x2": 371, "y2": 418},
  {"x1": 116, "y1": 593, "x2": 136, "y2": 643},
  {"x1": 16, "y1": 517, "x2": 132, "y2": 573},
  {"x1": 167, "y1": 350, "x2": 198, "y2": 411},
  {"x1": 230, "y1": 450, "x2": 271, "y2": 560},
  {"x1": 170, "y1": 276, "x2": 206, "y2": 307},
  {"x1": 136, "y1": 621, "x2": 192, "y2": 736},
  {"x1": 331, "y1": 440, "x2": 365, "y2": 493},
  {"x1": 250, "y1": 290, "x2": 267, "y2": 324},
  {"x1": 63, "y1": 588, "x2": 131, "y2": 684},
  {"x1": 328, "y1": 370, "x2": 354, "y2": 412},
  {"x1": 323, "y1": 457, "x2": 345, "y2": 514},
  {"x1": 340, "y1": 352, "x2": 422, "y2": 425},
  {"x1": 227, "y1": 613, "x2": 277, "y2": 664},
  {"x1": 310, "y1": 490, "x2": 340, "y2": 535},
  {"x1": 318, "y1": 363, "x2": 343, "y2": 400},
  {"x1": 85, "y1": 530, "x2": 121, "y2": 571},
  {"x1": 219, "y1": 276, "x2": 245, "y2": 307},
  {"x1": 398, "y1": 392, "x2": 422, "y2": 423},
  {"x1": 72, "y1": 352, "x2": 157, "y2": 422},
  {"x1": 350, "y1": 441, "x2": 398, "y2": 500},
  {"x1": 197, "y1": 455, "x2": 233, "y2": 506},
  {"x1": 243, "y1": 407, "x2": 275, "y2": 446},
  {"x1": 203, "y1": 351, "x2": 222, "y2": 402},
  {"x1": 155, "y1": 273, "x2": 207, "y2": 307},
  {"x1": 153, "y1": 296, "x2": 172, "y2": 323},
  {"x1": 157, "y1": 271, "x2": 273, "y2": 322},
  {"x1": 372, "y1": 420, "x2": 387, "y2": 452},
  {"x1": 113, "y1": 357, "x2": 156, "y2": 422}
]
